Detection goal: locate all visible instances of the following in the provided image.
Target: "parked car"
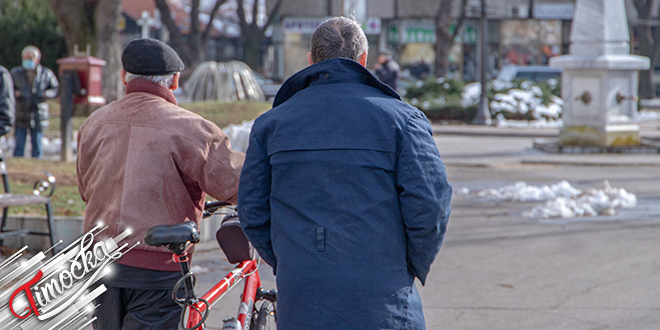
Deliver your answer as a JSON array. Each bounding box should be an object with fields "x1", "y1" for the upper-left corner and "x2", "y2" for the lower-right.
[{"x1": 496, "y1": 65, "x2": 562, "y2": 83}]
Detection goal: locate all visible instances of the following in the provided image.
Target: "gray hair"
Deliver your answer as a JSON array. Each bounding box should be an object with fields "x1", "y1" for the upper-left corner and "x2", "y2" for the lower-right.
[
  {"x1": 125, "y1": 72, "x2": 175, "y2": 88},
  {"x1": 22, "y1": 46, "x2": 41, "y2": 60},
  {"x1": 310, "y1": 17, "x2": 368, "y2": 64}
]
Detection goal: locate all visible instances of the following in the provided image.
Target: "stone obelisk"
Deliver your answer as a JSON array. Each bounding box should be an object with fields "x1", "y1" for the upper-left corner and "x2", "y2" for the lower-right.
[{"x1": 550, "y1": 0, "x2": 650, "y2": 146}]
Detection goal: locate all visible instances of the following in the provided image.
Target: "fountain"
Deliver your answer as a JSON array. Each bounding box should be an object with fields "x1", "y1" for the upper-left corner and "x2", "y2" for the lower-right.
[{"x1": 184, "y1": 61, "x2": 265, "y2": 102}]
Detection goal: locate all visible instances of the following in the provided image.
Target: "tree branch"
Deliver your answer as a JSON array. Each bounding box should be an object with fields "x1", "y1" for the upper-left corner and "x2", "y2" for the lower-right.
[
  {"x1": 251, "y1": 0, "x2": 259, "y2": 29},
  {"x1": 434, "y1": 0, "x2": 451, "y2": 39},
  {"x1": 190, "y1": 0, "x2": 200, "y2": 40},
  {"x1": 153, "y1": 0, "x2": 191, "y2": 63},
  {"x1": 450, "y1": 0, "x2": 466, "y2": 43},
  {"x1": 236, "y1": 0, "x2": 250, "y2": 33},
  {"x1": 202, "y1": 0, "x2": 228, "y2": 43},
  {"x1": 262, "y1": 0, "x2": 284, "y2": 33}
]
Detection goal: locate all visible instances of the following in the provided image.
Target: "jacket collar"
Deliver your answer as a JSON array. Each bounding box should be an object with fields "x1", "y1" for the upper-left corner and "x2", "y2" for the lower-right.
[
  {"x1": 126, "y1": 79, "x2": 178, "y2": 105},
  {"x1": 17, "y1": 64, "x2": 42, "y2": 76},
  {"x1": 273, "y1": 58, "x2": 400, "y2": 107}
]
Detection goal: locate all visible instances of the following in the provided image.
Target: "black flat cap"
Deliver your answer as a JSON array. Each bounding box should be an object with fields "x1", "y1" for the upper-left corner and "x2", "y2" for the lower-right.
[{"x1": 121, "y1": 38, "x2": 185, "y2": 75}]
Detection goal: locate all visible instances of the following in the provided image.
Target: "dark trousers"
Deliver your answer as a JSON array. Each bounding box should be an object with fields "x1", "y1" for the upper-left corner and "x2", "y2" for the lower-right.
[
  {"x1": 13, "y1": 126, "x2": 43, "y2": 158},
  {"x1": 92, "y1": 285, "x2": 181, "y2": 330}
]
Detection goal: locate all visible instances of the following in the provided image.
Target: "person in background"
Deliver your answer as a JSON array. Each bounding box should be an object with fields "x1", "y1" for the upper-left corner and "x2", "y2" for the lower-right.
[
  {"x1": 10, "y1": 46, "x2": 58, "y2": 159},
  {"x1": 374, "y1": 48, "x2": 400, "y2": 92},
  {"x1": 239, "y1": 17, "x2": 452, "y2": 329},
  {"x1": 0, "y1": 65, "x2": 14, "y2": 138}
]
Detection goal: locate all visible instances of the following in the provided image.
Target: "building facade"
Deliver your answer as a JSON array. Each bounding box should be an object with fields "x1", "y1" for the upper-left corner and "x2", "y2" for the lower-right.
[{"x1": 271, "y1": 0, "x2": 647, "y2": 82}]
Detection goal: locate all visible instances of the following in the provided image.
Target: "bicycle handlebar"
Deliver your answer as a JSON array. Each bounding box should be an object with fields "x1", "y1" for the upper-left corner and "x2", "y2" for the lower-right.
[
  {"x1": 205, "y1": 200, "x2": 233, "y2": 210},
  {"x1": 203, "y1": 201, "x2": 234, "y2": 218}
]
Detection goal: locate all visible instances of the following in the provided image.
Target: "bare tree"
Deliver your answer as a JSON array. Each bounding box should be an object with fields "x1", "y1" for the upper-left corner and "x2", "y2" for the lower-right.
[
  {"x1": 632, "y1": 0, "x2": 660, "y2": 99},
  {"x1": 237, "y1": 0, "x2": 284, "y2": 71},
  {"x1": 154, "y1": 0, "x2": 228, "y2": 69},
  {"x1": 48, "y1": 0, "x2": 123, "y2": 102},
  {"x1": 434, "y1": 0, "x2": 465, "y2": 78}
]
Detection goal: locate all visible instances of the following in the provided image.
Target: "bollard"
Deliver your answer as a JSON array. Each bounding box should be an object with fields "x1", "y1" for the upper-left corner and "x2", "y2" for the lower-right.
[{"x1": 59, "y1": 71, "x2": 80, "y2": 162}]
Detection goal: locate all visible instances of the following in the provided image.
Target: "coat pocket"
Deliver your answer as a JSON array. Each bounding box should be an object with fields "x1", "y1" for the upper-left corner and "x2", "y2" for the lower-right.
[{"x1": 316, "y1": 227, "x2": 325, "y2": 252}]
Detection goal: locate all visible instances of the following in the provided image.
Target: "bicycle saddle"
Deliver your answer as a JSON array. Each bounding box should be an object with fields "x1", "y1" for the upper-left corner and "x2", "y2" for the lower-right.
[{"x1": 144, "y1": 221, "x2": 200, "y2": 255}]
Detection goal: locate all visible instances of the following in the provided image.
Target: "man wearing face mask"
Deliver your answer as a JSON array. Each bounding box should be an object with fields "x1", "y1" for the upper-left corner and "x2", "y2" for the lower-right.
[{"x1": 10, "y1": 46, "x2": 59, "y2": 159}]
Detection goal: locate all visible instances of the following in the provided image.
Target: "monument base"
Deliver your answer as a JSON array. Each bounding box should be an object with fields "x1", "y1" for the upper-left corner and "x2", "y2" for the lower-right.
[
  {"x1": 534, "y1": 137, "x2": 660, "y2": 154},
  {"x1": 559, "y1": 124, "x2": 640, "y2": 147}
]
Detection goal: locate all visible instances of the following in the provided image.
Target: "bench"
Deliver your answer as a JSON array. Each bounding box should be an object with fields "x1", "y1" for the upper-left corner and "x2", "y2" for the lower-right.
[{"x1": 0, "y1": 150, "x2": 56, "y2": 252}]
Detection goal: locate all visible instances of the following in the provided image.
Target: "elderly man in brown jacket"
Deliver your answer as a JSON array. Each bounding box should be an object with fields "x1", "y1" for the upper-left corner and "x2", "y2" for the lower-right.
[{"x1": 77, "y1": 38, "x2": 244, "y2": 330}]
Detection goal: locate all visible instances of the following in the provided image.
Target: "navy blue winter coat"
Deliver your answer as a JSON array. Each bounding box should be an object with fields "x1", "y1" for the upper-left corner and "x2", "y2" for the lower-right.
[{"x1": 238, "y1": 58, "x2": 452, "y2": 330}]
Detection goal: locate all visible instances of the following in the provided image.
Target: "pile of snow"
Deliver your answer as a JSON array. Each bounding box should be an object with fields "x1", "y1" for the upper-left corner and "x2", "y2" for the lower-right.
[
  {"x1": 636, "y1": 110, "x2": 660, "y2": 122},
  {"x1": 222, "y1": 120, "x2": 253, "y2": 152},
  {"x1": 0, "y1": 136, "x2": 76, "y2": 156},
  {"x1": 491, "y1": 79, "x2": 514, "y2": 91},
  {"x1": 42, "y1": 137, "x2": 65, "y2": 155},
  {"x1": 467, "y1": 180, "x2": 637, "y2": 219},
  {"x1": 461, "y1": 82, "x2": 481, "y2": 107},
  {"x1": 490, "y1": 86, "x2": 563, "y2": 120},
  {"x1": 473, "y1": 180, "x2": 580, "y2": 202},
  {"x1": 495, "y1": 114, "x2": 563, "y2": 128},
  {"x1": 461, "y1": 81, "x2": 564, "y2": 122}
]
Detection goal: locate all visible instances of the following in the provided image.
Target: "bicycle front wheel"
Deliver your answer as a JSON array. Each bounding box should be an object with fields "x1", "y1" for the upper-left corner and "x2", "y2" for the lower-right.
[{"x1": 250, "y1": 300, "x2": 276, "y2": 330}]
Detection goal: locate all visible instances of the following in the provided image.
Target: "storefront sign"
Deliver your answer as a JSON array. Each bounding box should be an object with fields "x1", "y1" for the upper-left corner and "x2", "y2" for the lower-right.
[
  {"x1": 362, "y1": 17, "x2": 381, "y2": 35},
  {"x1": 533, "y1": 4, "x2": 574, "y2": 20},
  {"x1": 282, "y1": 17, "x2": 381, "y2": 35},
  {"x1": 391, "y1": 20, "x2": 471, "y2": 44},
  {"x1": 401, "y1": 20, "x2": 436, "y2": 43}
]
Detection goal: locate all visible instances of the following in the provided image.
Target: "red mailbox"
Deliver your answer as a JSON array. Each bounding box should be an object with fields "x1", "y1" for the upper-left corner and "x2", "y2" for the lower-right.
[{"x1": 56, "y1": 55, "x2": 107, "y2": 105}]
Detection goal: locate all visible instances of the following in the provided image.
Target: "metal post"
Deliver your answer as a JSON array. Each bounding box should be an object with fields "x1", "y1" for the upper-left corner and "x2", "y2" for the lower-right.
[
  {"x1": 60, "y1": 71, "x2": 77, "y2": 162},
  {"x1": 272, "y1": 15, "x2": 284, "y2": 81},
  {"x1": 472, "y1": 0, "x2": 491, "y2": 125}
]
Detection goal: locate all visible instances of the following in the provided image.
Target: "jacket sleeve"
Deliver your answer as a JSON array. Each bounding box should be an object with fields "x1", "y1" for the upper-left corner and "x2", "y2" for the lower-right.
[
  {"x1": 237, "y1": 130, "x2": 277, "y2": 271},
  {"x1": 76, "y1": 127, "x2": 87, "y2": 203},
  {"x1": 196, "y1": 125, "x2": 245, "y2": 204},
  {"x1": 0, "y1": 69, "x2": 15, "y2": 136},
  {"x1": 396, "y1": 111, "x2": 452, "y2": 285},
  {"x1": 43, "y1": 68, "x2": 59, "y2": 100}
]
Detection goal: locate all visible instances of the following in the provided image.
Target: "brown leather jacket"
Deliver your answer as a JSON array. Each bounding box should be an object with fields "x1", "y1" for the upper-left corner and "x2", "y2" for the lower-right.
[{"x1": 77, "y1": 79, "x2": 245, "y2": 271}]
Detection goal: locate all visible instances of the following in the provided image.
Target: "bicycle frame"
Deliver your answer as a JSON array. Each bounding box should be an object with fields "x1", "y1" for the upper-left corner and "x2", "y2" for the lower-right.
[{"x1": 185, "y1": 259, "x2": 261, "y2": 329}]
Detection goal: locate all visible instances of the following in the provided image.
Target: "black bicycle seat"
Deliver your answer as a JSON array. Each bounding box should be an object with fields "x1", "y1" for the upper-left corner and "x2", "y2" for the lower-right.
[{"x1": 144, "y1": 221, "x2": 200, "y2": 255}]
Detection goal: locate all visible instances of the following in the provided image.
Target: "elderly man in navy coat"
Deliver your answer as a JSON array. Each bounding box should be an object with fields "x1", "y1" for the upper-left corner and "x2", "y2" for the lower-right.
[{"x1": 238, "y1": 17, "x2": 452, "y2": 329}]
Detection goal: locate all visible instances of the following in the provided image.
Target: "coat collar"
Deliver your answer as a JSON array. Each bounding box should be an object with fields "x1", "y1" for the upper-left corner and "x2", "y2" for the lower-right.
[
  {"x1": 273, "y1": 58, "x2": 400, "y2": 107},
  {"x1": 16, "y1": 64, "x2": 42, "y2": 77},
  {"x1": 126, "y1": 79, "x2": 178, "y2": 105}
]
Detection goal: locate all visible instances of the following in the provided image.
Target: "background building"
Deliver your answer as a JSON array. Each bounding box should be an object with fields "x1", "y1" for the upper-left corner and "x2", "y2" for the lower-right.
[{"x1": 273, "y1": 0, "x2": 648, "y2": 83}]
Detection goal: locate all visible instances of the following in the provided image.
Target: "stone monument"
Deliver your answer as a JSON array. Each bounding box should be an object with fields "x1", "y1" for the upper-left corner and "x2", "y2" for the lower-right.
[{"x1": 550, "y1": 0, "x2": 650, "y2": 147}]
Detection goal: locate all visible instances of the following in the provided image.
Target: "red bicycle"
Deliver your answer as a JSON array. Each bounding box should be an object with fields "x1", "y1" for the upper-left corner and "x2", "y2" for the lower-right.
[{"x1": 144, "y1": 201, "x2": 277, "y2": 330}]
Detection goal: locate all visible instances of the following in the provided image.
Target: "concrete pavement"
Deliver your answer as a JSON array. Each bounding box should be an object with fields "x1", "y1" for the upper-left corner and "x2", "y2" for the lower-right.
[
  {"x1": 189, "y1": 122, "x2": 660, "y2": 329},
  {"x1": 421, "y1": 123, "x2": 660, "y2": 329}
]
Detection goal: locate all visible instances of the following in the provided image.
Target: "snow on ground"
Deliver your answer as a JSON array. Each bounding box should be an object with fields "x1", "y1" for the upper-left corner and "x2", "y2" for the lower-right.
[
  {"x1": 462, "y1": 180, "x2": 637, "y2": 219},
  {"x1": 222, "y1": 120, "x2": 253, "y2": 152},
  {"x1": 495, "y1": 114, "x2": 563, "y2": 128},
  {"x1": 490, "y1": 87, "x2": 563, "y2": 120},
  {"x1": 461, "y1": 82, "x2": 480, "y2": 107},
  {"x1": 461, "y1": 82, "x2": 563, "y2": 123},
  {"x1": 459, "y1": 82, "x2": 660, "y2": 126},
  {"x1": 636, "y1": 110, "x2": 660, "y2": 122},
  {"x1": 0, "y1": 136, "x2": 76, "y2": 157}
]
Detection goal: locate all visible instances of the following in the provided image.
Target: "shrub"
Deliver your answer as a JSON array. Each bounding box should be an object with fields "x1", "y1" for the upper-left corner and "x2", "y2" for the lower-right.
[{"x1": 404, "y1": 77, "x2": 562, "y2": 123}]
